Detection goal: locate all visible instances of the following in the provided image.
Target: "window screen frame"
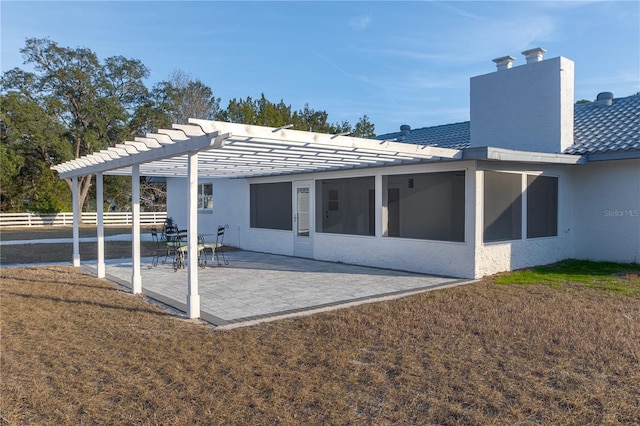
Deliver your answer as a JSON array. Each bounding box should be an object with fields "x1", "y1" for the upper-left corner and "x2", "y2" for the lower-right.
[
  {"x1": 483, "y1": 171, "x2": 523, "y2": 243},
  {"x1": 383, "y1": 170, "x2": 466, "y2": 242},
  {"x1": 250, "y1": 182, "x2": 293, "y2": 231},
  {"x1": 526, "y1": 174, "x2": 558, "y2": 239}
]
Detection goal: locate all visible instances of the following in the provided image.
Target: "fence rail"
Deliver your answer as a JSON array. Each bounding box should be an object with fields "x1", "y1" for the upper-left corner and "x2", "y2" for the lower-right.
[{"x1": 0, "y1": 212, "x2": 167, "y2": 228}]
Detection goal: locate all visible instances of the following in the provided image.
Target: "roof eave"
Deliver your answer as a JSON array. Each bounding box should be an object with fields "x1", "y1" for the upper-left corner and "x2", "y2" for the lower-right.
[
  {"x1": 463, "y1": 146, "x2": 586, "y2": 164},
  {"x1": 585, "y1": 150, "x2": 640, "y2": 162}
]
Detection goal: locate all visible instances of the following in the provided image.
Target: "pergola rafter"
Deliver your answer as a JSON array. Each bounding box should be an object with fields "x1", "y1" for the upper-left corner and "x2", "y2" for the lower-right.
[{"x1": 52, "y1": 120, "x2": 462, "y2": 180}]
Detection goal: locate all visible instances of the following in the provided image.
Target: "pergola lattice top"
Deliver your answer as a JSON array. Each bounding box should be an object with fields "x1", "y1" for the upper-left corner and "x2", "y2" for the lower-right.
[{"x1": 52, "y1": 119, "x2": 462, "y2": 179}]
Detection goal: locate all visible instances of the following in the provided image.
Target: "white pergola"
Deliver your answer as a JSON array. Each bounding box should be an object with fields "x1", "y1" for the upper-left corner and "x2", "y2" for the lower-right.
[{"x1": 53, "y1": 119, "x2": 462, "y2": 319}]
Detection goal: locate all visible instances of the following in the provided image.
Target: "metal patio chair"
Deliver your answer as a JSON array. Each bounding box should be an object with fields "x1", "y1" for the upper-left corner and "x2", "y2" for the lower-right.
[{"x1": 200, "y1": 224, "x2": 229, "y2": 267}]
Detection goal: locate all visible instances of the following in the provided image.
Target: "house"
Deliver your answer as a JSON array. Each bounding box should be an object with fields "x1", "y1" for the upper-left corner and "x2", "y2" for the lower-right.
[
  {"x1": 164, "y1": 48, "x2": 639, "y2": 278},
  {"x1": 52, "y1": 48, "x2": 639, "y2": 318}
]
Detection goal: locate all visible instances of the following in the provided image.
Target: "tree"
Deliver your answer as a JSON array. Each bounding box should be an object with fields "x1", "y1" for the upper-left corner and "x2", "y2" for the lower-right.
[
  {"x1": 1, "y1": 38, "x2": 153, "y2": 214},
  {"x1": 1, "y1": 38, "x2": 379, "y2": 214},
  {"x1": 221, "y1": 94, "x2": 373, "y2": 137},
  {"x1": 156, "y1": 69, "x2": 222, "y2": 125},
  {"x1": 352, "y1": 115, "x2": 375, "y2": 138},
  {"x1": 0, "y1": 91, "x2": 71, "y2": 212}
]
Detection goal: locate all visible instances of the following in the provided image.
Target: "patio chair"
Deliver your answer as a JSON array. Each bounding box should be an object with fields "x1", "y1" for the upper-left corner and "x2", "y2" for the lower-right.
[
  {"x1": 201, "y1": 224, "x2": 229, "y2": 267},
  {"x1": 149, "y1": 227, "x2": 161, "y2": 267},
  {"x1": 161, "y1": 217, "x2": 177, "y2": 241},
  {"x1": 163, "y1": 225, "x2": 184, "y2": 265}
]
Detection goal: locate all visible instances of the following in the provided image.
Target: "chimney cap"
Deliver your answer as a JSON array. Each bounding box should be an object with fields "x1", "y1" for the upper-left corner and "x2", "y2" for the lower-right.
[
  {"x1": 521, "y1": 47, "x2": 547, "y2": 64},
  {"x1": 492, "y1": 55, "x2": 516, "y2": 71}
]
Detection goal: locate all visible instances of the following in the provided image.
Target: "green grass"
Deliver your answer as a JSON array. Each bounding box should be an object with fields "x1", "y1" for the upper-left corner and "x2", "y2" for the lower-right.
[{"x1": 495, "y1": 259, "x2": 640, "y2": 293}]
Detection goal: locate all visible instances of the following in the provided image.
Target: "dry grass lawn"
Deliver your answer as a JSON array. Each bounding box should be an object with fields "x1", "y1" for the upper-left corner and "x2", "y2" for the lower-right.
[{"x1": 1, "y1": 264, "x2": 639, "y2": 425}]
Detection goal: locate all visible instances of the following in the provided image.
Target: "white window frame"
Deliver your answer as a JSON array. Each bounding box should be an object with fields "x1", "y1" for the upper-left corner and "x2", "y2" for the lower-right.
[{"x1": 198, "y1": 182, "x2": 213, "y2": 210}]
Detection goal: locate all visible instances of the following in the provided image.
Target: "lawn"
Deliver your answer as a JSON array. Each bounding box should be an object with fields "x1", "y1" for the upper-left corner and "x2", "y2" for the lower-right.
[
  {"x1": 1, "y1": 261, "x2": 639, "y2": 425},
  {"x1": 0, "y1": 226, "x2": 158, "y2": 264}
]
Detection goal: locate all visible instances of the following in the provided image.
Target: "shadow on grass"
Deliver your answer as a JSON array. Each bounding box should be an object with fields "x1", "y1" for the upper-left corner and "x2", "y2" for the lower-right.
[
  {"x1": 495, "y1": 259, "x2": 640, "y2": 293},
  {"x1": 5, "y1": 290, "x2": 174, "y2": 317},
  {"x1": 0, "y1": 274, "x2": 122, "y2": 292}
]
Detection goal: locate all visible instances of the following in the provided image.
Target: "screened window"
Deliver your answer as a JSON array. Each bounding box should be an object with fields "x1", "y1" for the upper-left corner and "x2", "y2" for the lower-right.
[
  {"x1": 250, "y1": 182, "x2": 292, "y2": 230},
  {"x1": 316, "y1": 177, "x2": 375, "y2": 236},
  {"x1": 527, "y1": 175, "x2": 558, "y2": 238},
  {"x1": 198, "y1": 183, "x2": 213, "y2": 209},
  {"x1": 384, "y1": 171, "x2": 465, "y2": 242},
  {"x1": 484, "y1": 171, "x2": 522, "y2": 242}
]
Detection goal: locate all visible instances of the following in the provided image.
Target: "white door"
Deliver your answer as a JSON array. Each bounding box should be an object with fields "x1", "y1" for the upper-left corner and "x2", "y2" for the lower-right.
[{"x1": 294, "y1": 180, "x2": 313, "y2": 258}]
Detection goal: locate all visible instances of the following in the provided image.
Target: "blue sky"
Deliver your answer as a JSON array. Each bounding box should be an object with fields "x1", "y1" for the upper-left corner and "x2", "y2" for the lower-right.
[{"x1": 2, "y1": 1, "x2": 639, "y2": 135}]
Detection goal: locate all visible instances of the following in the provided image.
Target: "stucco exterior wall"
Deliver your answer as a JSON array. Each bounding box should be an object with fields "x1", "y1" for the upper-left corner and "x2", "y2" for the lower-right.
[
  {"x1": 313, "y1": 234, "x2": 475, "y2": 278},
  {"x1": 167, "y1": 178, "x2": 249, "y2": 249},
  {"x1": 474, "y1": 162, "x2": 575, "y2": 278},
  {"x1": 572, "y1": 158, "x2": 640, "y2": 263}
]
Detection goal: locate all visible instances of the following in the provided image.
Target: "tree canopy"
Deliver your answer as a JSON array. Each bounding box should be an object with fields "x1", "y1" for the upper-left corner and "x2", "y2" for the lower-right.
[{"x1": 1, "y1": 38, "x2": 376, "y2": 213}]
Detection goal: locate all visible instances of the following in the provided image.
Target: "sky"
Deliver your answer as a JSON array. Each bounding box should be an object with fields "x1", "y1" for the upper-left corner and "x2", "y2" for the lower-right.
[{"x1": 1, "y1": 1, "x2": 639, "y2": 135}]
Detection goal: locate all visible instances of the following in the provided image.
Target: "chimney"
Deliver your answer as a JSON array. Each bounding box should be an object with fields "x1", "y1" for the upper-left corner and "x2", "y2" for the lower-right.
[
  {"x1": 492, "y1": 55, "x2": 516, "y2": 71},
  {"x1": 522, "y1": 47, "x2": 547, "y2": 64},
  {"x1": 470, "y1": 49, "x2": 575, "y2": 153}
]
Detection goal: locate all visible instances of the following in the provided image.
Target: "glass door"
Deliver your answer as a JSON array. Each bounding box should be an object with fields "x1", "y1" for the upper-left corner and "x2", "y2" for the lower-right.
[{"x1": 293, "y1": 180, "x2": 313, "y2": 257}]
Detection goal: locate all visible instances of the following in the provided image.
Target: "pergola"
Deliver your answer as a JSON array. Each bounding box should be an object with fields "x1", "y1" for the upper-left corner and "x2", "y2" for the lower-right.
[{"x1": 52, "y1": 119, "x2": 462, "y2": 319}]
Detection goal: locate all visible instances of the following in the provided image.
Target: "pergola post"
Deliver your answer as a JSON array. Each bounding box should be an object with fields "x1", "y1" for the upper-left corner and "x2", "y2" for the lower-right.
[
  {"x1": 131, "y1": 164, "x2": 142, "y2": 294},
  {"x1": 96, "y1": 172, "x2": 105, "y2": 278},
  {"x1": 72, "y1": 176, "x2": 80, "y2": 267},
  {"x1": 187, "y1": 152, "x2": 200, "y2": 319}
]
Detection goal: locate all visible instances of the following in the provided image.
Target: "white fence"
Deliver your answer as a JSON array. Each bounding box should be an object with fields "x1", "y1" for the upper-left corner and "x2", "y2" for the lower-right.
[{"x1": 0, "y1": 212, "x2": 167, "y2": 228}]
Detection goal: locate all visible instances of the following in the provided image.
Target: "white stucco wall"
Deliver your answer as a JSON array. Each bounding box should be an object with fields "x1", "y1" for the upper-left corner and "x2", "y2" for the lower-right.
[
  {"x1": 572, "y1": 158, "x2": 640, "y2": 264},
  {"x1": 313, "y1": 234, "x2": 475, "y2": 278},
  {"x1": 474, "y1": 162, "x2": 575, "y2": 278},
  {"x1": 167, "y1": 177, "x2": 249, "y2": 248},
  {"x1": 470, "y1": 56, "x2": 574, "y2": 153}
]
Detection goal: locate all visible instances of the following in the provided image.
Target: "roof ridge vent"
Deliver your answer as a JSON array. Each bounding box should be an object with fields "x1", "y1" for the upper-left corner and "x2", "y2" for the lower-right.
[
  {"x1": 596, "y1": 92, "x2": 614, "y2": 107},
  {"x1": 396, "y1": 124, "x2": 411, "y2": 141}
]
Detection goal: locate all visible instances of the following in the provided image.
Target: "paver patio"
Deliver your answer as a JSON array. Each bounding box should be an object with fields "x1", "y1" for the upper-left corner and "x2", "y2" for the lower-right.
[{"x1": 86, "y1": 251, "x2": 468, "y2": 328}]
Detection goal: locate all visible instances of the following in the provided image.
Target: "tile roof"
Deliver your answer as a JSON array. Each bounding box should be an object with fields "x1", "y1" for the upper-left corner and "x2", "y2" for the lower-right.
[
  {"x1": 375, "y1": 121, "x2": 470, "y2": 150},
  {"x1": 375, "y1": 94, "x2": 640, "y2": 155},
  {"x1": 566, "y1": 94, "x2": 640, "y2": 154}
]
